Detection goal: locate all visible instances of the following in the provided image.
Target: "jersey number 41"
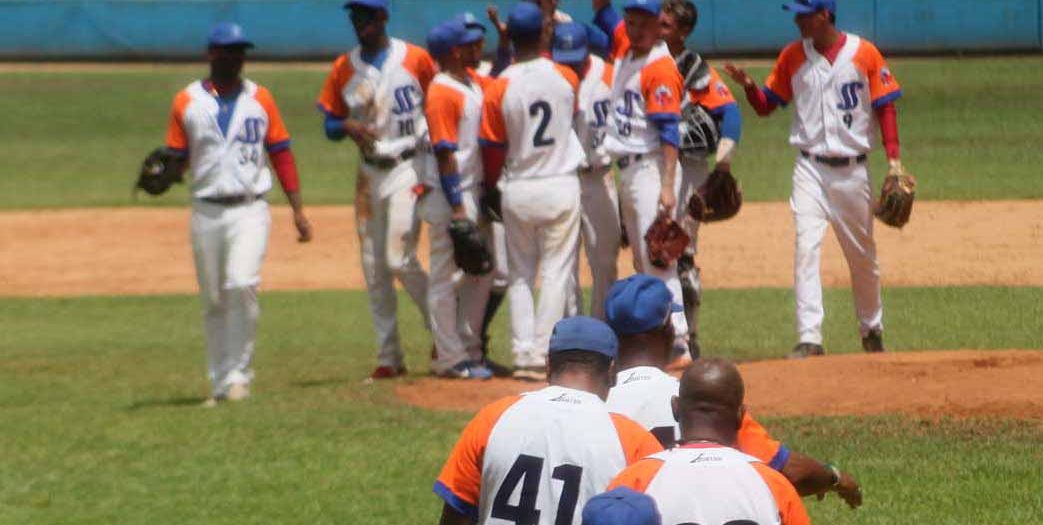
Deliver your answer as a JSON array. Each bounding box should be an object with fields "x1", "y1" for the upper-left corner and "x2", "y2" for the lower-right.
[{"x1": 492, "y1": 454, "x2": 583, "y2": 525}]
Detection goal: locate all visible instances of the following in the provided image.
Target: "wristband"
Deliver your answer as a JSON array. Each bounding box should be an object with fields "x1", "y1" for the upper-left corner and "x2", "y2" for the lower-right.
[
  {"x1": 825, "y1": 463, "x2": 841, "y2": 487},
  {"x1": 440, "y1": 173, "x2": 464, "y2": 207}
]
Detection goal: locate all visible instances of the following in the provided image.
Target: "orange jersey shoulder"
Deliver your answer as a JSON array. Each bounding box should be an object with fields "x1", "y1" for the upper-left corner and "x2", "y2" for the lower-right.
[
  {"x1": 165, "y1": 89, "x2": 192, "y2": 151},
  {"x1": 317, "y1": 54, "x2": 355, "y2": 118},
  {"x1": 403, "y1": 42, "x2": 438, "y2": 93},
  {"x1": 764, "y1": 40, "x2": 807, "y2": 104},
  {"x1": 253, "y1": 85, "x2": 291, "y2": 147},
  {"x1": 425, "y1": 81, "x2": 466, "y2": 149},
  {"x1": 852, "y1": 38, "x2": 902, "y2": 106}
]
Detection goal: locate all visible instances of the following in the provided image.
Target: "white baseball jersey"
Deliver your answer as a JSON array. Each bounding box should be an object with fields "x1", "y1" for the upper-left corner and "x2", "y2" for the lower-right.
[
  {"x1": 764, "y1": 33, "x2": 902, "y2": 157},
  {"x1": 575, "y1": 55, "x2": 614, "y2": 169},
  {"x1": 435, "y1": 386, "x2": 662, "y2": 525},
  {"x1": 480, "y1": 57, "x2": 585, "y2": 180},
  {"x1": 603, "y1": 41, "x2": 683, "y2": 156},
  {"x1": 166, "y1": 79, "x2": 290, "y2": 199},
  {"x1": 610, "y1": 444, "x2": 810, "y2": 525},
  {"x1": 425, "y1": 72, "x2": 484, "y2": 189}
]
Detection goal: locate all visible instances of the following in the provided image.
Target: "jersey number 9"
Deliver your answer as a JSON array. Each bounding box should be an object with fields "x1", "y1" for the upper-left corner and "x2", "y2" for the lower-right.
[{"x1": 491, "y1": 454, "x2": 583, "y2": 525}]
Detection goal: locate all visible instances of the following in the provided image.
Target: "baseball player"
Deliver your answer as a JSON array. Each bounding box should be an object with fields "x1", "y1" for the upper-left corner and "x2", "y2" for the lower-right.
[
  {"x1": 724, "y1": 0, "x2": 904, "y2": 357},
  {"x1": 318, "y1": 0, "x2": 433, "y2": 379},
  {"x1": 592, "y1": 0, "x2": 689, "y2": 351},
  {"x1": 480, "y1": 2, "x2": 586, "y2": 380},
  {"x1": 163, "y1": 23, "x2": 313, "y2": 405},
  {"x1": 607, "y1": 360, "x2": 812, "y2": 525},
  {"x1": 601, "y1": 274, "x2": 863, "y2": 507},
  {"x1": 421, "y1": 20, "x2": 495, "y2": 380},
  {"x1": 433, "y1": 316, "x2": 663, "y2": 525},
  {"x1": 551, "y1": 22, "x2": 621, "y2": 321},
  {"x1": 594, "y1": 0, "x2": 742, "y2": 360}
]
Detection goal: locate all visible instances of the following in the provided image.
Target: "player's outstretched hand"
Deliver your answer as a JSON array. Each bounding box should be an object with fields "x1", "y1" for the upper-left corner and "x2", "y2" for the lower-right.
[
  {"x1": 817, "y1": 470, "x2": 863, "y2": 510},
  {"x1": 723, "y1": 63, "x2": 756, "y2": 89},
  {"x1": 294, "y1": 211, "x2": 313, "y2": 243},
  {"x1": 592, "y1": 0, "x2": 611, "y2": 11},
  {"x1": 487, "y1": 6, "x2": 508, "y2": 40}
]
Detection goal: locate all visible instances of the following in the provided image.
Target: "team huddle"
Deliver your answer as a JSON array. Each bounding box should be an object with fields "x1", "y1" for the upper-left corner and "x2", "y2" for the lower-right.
[{"x1": 139, "y1": 0, "x2": 917, "y2": 521}]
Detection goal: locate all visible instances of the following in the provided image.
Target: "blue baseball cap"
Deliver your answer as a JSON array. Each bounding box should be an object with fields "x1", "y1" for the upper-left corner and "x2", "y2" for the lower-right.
[
  {"x1": 549, "y1": 316, "x2": 619, "y2": 360},
  {"x1": 585, "y1": 24, "x2": 611, "y2": 56},
  {"x1": 207, "y1": 22, "x2": 253, "y2": 48},
  {"x1": 622, "y1": 0, "x2": 661, "y2": 16},
  {"x1": 582, "y1": 487, "x2": 662, "y2": 525},
  {"x1": 343, "y1": 0, "x2": 388, "y2": 11},
  {"x1": 552, "y1": 23, "x2": 589, "y2": 65},
  {"x1": 507, "y1": 2, "x2": 544, "y2": 37},
  {"x1": 428, "y1": 20, "x2": 466, "y2": 58},
  {"x1": 455, "y1": 12, "x2": 487, "y2": 44},
  {"x1": 605, "y1": 274, "x2": 683, "y2": 336},
  {"x1": 782, "y1": 0, "x2": 836, "y2": 15}
]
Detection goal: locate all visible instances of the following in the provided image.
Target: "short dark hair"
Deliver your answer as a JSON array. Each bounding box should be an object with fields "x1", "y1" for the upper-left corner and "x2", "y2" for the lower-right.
[
  {"x1": 548, "y1": 350, "x2": 612, "y2": 378},
  {"x1": 662, "y1": 0, "x2": 698, "y2": 32}
]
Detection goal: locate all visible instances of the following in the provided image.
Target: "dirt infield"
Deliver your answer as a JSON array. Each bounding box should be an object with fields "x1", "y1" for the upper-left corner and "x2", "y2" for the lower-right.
[
  {"x1": 395, "y1": 350, "x2": 1043, "y2": 420},
  {"x1": 1, "y1": 200, "x2": 1040, "y2": 297}
]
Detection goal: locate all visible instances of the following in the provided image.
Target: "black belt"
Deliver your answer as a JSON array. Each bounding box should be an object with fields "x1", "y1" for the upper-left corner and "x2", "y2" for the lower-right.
[
  {"x1": 800, "y1": 150, "x2": 867, "y2": 167},
  {"x1": 200, "y1": 193, "x2": 266, "y2": 206},
  {"x1": 363, "y1": 149, "x2": 416, "y2": 170},
  {"x1": 616, "y1": 153, "x2": 645, "y2": 170}
]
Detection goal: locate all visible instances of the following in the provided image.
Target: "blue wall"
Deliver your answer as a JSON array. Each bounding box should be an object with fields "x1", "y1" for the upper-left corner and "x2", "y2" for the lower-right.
[{"x1": 0, "y1": 0, "x2": 1040, "y2": 59}]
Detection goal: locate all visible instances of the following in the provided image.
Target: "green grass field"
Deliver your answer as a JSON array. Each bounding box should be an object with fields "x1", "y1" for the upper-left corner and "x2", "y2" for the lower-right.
[
  {"x1": 2, "y1": 56, "x2": 1043, "y2": 208},
  {"x1": 1, "y1": 289, "x2": 1041, "y2": 524}
]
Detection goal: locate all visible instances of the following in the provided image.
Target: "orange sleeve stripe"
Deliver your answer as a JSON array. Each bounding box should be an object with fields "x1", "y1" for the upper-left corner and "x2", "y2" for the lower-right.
[
  {"x1": 165, "y1": 90, "x2": 191, "y2": 151},
  {"x1": 764, "y1": 42, "x2": 806, "y2": 105},
  {"x1": 479, "y1": 77, "x2": 510, "y2": 146},
  {"x1": 404, "y1": 43, "x2": 438, "y2": 94},
  {"x1": 553, "y1": 63, "x2": 581, "y2": 95},
  {"x1": 602, "y1": 62, "x2": 614, "y2": 87},
  {"x1": 317, "y1": 55, "x2": 353, "y2": 118},
  {"x1": 751, "y1": 463, "x2": 811, "y2": 525},
  {"x1": 607, "y1": 458, "x2": 664, "y2": 493},
  {"x1": 425, "y1": 83, "x2": 464, "y2": 150},
  {"x1": 689, "y1": 67, "x2": 737, "y2": 110},
  {"x1": 254, "y1": 86, "x2": 291, "y2": 148},
  {"x1": 640, "y1": 57, "x2": 683, "y2": 116},
  {"x1": 610, "y1": 413, "x2": 665, "y2": 464},
  {"x1": 435, "y1": 395, "x2": 523, "y2": 517},
  {"x1": 854, "y1": 41, "x2": 902, "y2": 106},
  {"x1": 612, "y1": 22, "x2": 629, "y2": 60},
  {"x1": 736, "y1": 412, "x2": 785, "y2": 467}
]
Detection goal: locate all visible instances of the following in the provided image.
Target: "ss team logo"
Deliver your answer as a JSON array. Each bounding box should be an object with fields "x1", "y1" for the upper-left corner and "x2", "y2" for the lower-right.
[
  {"x1": 391, "y1": 85, "x2": 420, "y2": 115},
  {"x1": 837, "y1": 81, "x2": 864, "y2": 129}
]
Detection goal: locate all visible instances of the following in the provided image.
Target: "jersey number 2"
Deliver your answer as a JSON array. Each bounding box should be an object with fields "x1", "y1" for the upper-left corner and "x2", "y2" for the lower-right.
[
  {"x1": 529, "y1": 101, "x2": 555, "y2": 147},
  {"x1": 491, "y1": 454, "x2": 583, "y2": 525}
]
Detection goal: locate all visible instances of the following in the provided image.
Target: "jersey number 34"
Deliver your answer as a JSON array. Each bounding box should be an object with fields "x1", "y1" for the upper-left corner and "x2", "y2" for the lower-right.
[{"x1": 492, "y1": 454, "x2": 583, "y2": 525}]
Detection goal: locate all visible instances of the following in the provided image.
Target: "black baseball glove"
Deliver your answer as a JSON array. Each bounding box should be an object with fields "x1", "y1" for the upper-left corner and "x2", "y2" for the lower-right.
[
  {"x1": 135, "y1": 147, "x2": 184, "y2": 196},
  {"x1": 449, "y1": 219, "x2": 494, "y2": 275}
]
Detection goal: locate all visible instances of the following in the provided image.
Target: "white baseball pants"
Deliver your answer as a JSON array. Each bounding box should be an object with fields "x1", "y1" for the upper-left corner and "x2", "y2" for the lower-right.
[
  {"x1": 357, "y1": 166, "x2": 429, "y2": 369},
  {"x1": 577, "y1": 165, "x2": 621, "y2": 319},
  {"x1": 419, "y1": 188, "x2": 494, "y2": 373},
  {"x1": 191, "y1": 199, "x2": 269, "y2": 398},
  {"x1": 502, "y1": 174, "x2": 582, "y2": 367},
  {"x1": 617, "y1": 156, "x2": 689, "y2": 338},
  {"x1": 791, "y1": 154, "x2": 883, "y2": 345},
  {"x1": 677, "y1": 155, "x2": 711, "y2": 256}
]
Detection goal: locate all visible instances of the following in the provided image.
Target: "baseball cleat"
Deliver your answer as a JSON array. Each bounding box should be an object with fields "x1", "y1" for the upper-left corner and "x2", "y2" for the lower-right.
[
  {"x1": 369, "y1": 365, "x2": 408, "y2": 380},
  {"x1": 788, "y1": 343, "x2": 826, "y2": 359},
  {"x1": 481, "y1": 357, "x2": 514, "y2": 378},
  {"x1": 862, "y1": 329, "x2": 886, "y2": 353},
  {"x1": 200, "y1": 397, "x2": 221, "y2": 408},
  {"x1": 438, "y1": 361, "x2": 493, "y2": 380},
  {"x1": 226, "y1": 383, "x2": 250, "y2": 402},
  {"x1": 512, "y1": 366, "x2": 546, "y2": 382}
]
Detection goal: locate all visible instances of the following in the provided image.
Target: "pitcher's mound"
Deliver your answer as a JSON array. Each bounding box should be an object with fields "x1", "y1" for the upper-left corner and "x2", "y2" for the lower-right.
[{"x1": 396, "y1": 350, "x2": 1043, "y2": 419}]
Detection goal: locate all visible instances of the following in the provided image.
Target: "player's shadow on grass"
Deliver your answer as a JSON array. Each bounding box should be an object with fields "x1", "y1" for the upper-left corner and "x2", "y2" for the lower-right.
[
  {"x1": 290, "y1": 377, "x2": 351, "y2": 388},
  {"x1": 125, "y1": 396, "x2": 208, "y2": 410}
]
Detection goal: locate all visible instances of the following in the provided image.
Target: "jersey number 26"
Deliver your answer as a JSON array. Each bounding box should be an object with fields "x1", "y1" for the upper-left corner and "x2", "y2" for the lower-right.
[{"x1": 492, "y1": 454, "x2": 583, "y2": 525}]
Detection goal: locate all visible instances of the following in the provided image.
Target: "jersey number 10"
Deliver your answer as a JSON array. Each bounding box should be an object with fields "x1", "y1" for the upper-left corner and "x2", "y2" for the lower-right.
[{"x1": 491, "y1": 454, "x2": 583, "y2": 525}]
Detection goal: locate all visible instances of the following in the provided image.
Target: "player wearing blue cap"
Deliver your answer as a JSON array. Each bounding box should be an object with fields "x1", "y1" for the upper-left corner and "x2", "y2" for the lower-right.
[
  {"x1": 724, "y1": 0, "x2": 905, "y2": 358},
  {"x1": 418, "y1": 20, "x2": 496, "y2": 380},
  {"x1": 434, "y1": 316, "x2": 663, "y2": 525},
  {"x1": 582, "y1": 487, "x2": 662, "y2": 525},
  {"x1": 161, "y1": 23, "x2": 312, "y2": 406},
  {"x1": 602, "y1": 274, "x2": 864, "y2": 509},
  {"x1": 593, "y1": 0, "x2": 744, "y2": 362},
  {"x1": 550, "y1": 22, "x2": 621, "y2": 322},
  {"x1": 608, "y1": 359, "x2": 813, "y2": 525},
  {"x1": 318, "y1": 0, "x2": 437, "y2": 380}
]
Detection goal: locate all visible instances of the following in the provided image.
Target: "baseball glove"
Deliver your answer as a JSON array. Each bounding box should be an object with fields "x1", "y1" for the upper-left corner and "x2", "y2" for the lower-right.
[
  {"x1": 644, "y1": 214, "x2": 690, "y2": 269},
  {"x1": 135, "y1": 147, "x2": 184, "y2": 196},
  {"x1": 449, "y1": 219, "x2": 494, "y2": 275},
  {"x1": 875, "y1": 161, "x2": 917, "y2": 228},
  {"x1": 687, "y1": 167, "x2": 742, "y2": 223}
]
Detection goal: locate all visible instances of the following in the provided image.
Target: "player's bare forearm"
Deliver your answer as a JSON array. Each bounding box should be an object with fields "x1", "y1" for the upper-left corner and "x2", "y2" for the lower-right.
[
  {"x1": 284, "y1": 191, "x2": 313, "y2": 243},
  {"x1": 438, "y1": 503, "x2": 474, "y2": 525},
  {"x1": 660, "y1": 143, "x2": 679, "y2": 212}
]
